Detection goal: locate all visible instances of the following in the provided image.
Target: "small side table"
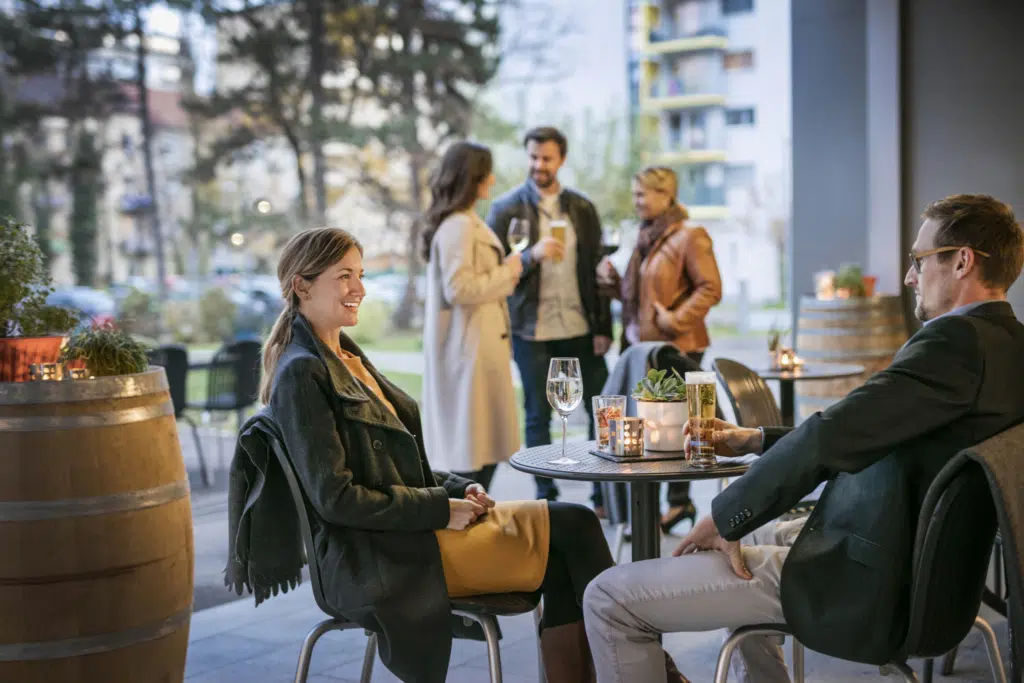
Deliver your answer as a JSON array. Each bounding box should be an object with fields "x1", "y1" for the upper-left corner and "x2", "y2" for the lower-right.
[{"x1": 755, "y1": 363, "x2": 865, "y2": 427}]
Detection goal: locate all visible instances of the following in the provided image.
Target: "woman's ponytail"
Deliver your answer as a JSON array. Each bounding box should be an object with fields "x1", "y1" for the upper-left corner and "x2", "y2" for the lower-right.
[{"x1": 258, "y1": 295, "x2": 297, "y2": 405}]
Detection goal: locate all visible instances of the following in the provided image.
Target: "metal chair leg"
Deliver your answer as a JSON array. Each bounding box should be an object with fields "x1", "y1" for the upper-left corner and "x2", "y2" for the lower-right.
[
  {"x1": 611, "y1": 523, "x2": 627, "y2": 564},
  {"x1": 182, "y1": 414, "x2": 210, "y2": 487},
  {"x1": 940, "y1": 645, "x2": 959, "y2": 675},
  {"x1": 713, "y1": 625, "x2": 790, "y2": 683},
  {"x1": 359, "y1": 633, "x2": 377, "y2": 683},
  {"x1": 453, "y1": 611, "x2": 503, "y2": 683},
  {"x1": 974, "y1": 616, "x2": 1008, "y2": 683},
  {"x1": 880, "y1": 662, "x2": 919, "y2": 682},
  {"x1": 294, "y1": 618, "x2": 345, "y2": 683},
  {"x1": 791, "y1": 638, "x2": 805, "y2": 683},
  {"x1": 534, "y1": 603, "x2": 546, "y2": 683},
  {"x1": 922, "y1": 657, "x2": 934, "y2": 683}
]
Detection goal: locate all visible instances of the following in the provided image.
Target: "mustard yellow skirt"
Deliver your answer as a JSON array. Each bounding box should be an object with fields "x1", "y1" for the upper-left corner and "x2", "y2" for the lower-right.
[{"x1": 434, "y1": 500, "x2": 550, "y2": 598}]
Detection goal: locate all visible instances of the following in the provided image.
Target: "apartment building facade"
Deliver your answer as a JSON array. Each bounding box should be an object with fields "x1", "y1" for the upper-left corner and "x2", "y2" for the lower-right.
[{"x1": 628, "y1": 0, "x2": 791, "y2": 303}]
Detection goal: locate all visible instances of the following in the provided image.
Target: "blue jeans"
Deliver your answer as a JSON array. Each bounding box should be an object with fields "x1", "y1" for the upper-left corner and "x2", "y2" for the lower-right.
[{"x1": 512, "y1": 334, "x2": 609, "y2": 501}]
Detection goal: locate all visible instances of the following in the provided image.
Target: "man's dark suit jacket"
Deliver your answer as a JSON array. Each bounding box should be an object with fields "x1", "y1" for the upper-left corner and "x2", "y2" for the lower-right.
[{"x1": 712, "y1": 301, "x2": 1024, "y2": 664}]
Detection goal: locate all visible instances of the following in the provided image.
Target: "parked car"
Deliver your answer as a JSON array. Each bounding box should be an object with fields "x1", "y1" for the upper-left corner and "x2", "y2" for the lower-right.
[{"x1": 47, "y1": 287, "x2": 118, "y2": 330}]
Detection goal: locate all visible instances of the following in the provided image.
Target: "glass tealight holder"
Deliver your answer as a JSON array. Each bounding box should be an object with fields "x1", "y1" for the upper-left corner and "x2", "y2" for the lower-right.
[
  {"x1": 609, "y1": 416, "x2": 645, "y2": 457},
  {"x1": 29, "y1": 362, "x2": 63, "y2": 381}
]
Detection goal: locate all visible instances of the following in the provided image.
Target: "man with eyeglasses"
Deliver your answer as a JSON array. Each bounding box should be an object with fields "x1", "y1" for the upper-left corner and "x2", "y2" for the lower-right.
[{"x1": 582, "y1": 194, "x2": 1024, "y2": 683}]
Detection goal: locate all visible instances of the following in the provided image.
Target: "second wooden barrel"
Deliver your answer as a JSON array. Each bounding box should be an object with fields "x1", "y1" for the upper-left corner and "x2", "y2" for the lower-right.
[
  {"x1": 0, "y1": 368, "x2": 193, "y2": 683},
  {"x1": 796, "y1": 295, "x2": 908, "y2": 419}
]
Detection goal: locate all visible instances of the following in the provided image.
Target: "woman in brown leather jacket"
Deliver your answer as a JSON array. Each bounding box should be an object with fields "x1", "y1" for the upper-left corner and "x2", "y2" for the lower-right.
[{"x1": 598, "y1": 165, "x2": 723, "y2": 534}]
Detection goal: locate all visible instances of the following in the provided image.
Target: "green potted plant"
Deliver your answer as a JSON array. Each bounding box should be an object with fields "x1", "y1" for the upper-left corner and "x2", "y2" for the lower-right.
[
  {"x1": 632, "y1": 368, "x2": 687, "y2": 451},
  {"x1": 0, "y1": 217, "x2": 80, "y2": 381},
  {"x1": 59, "y1": 326, "x2": 151, "y2": 378},
  {"x1": 835, "y1": 263, "x2": 867, "y2": 298}
]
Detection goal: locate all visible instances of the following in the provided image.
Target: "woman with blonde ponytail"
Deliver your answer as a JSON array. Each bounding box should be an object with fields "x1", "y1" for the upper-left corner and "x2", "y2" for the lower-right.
[{"x1": 257, "y1": 224, "x2": 612, "y2": 683}]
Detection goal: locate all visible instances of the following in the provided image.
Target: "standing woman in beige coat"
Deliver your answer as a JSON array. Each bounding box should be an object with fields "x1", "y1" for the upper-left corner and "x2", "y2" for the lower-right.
[{"x1": 422, "y1": 141, "x2": 523, "y2": 490}]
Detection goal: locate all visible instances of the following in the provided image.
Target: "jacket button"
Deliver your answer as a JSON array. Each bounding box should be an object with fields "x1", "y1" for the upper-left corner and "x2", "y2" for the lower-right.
[{"x1": 372, "y1": 440, "x2": 383, "y2": 450}]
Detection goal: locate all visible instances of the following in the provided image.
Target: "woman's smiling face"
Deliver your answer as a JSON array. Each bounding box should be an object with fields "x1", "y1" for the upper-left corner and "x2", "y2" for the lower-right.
[{"x1": 296, "y1": 247, "x2": 366, "y2": 329}]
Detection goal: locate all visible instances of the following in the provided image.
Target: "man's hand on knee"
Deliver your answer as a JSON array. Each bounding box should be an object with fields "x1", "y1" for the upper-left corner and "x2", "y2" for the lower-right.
[{"x1": 672, "y1": 515, "x2": 753, "y2": 580}]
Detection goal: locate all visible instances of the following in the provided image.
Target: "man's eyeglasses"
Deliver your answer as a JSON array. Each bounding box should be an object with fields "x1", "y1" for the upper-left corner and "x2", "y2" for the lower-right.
[{"x1": 908, "y1": 246, "x2": 990, "y2": 272}]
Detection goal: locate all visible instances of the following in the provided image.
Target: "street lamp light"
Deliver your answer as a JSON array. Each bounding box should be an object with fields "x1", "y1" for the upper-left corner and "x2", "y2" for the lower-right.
[
  {"x1": 254, "y1": 199, "x2": 272, "y2": 214},
  {"x1": 230, "y1": 232, "x2": 245, "y2": 247}
]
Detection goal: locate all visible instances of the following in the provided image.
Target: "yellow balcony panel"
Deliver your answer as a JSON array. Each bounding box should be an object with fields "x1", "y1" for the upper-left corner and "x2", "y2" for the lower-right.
[
  {"x1": 642, "y1": 34, "x2": 729, "y2": 56},
  {"x1": 686, "y1": 205, "x2": 731, "y2": 221},
  {"x1": 643, "y1": 93, "x2": 727, "y2": 111},
  {"x1": 658, "y1": 149, "x2": 728, "y2": 165}
]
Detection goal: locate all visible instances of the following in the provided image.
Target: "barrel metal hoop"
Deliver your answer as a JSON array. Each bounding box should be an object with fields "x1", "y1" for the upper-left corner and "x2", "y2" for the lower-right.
[
  {"x1": 0, "y1": 401, "x2": 173, "y2": 431},
  {"x1": 0, "y1": 479, "x2": 190, "y2": 522},
  {"x1": 0, "y1": 368, "x2": 168, "y2": 405},
  {"x1": 0, "y1": 606, "x2": 191, "y2": 661}
]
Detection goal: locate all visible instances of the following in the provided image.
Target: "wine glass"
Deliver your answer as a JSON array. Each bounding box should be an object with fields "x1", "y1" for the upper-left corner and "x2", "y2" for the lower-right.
[
  {"x1": 508, "y1": 218, "x2": 530, "y2": 254},
  {"x1": 604, "y1": 223, "x2": 622, "y2": 254},
  {"x1": 546, "y1": 357, "x2": 583, "y2": 455}
]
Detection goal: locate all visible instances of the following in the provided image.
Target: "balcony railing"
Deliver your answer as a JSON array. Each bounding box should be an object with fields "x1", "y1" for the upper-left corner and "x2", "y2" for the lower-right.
[
  {"x1": 645, "y1": 26, "x2": 727, "y2": 54},
  {"x1": 649, "y1": 76, "x2": 724, "y2": 99},
  {"x1": 679, "y1": 184, "x2": 726, "y2": 207}
]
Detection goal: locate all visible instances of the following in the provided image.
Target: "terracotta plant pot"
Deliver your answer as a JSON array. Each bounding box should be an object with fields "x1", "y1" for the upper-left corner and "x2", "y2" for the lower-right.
[
  {"x1": 862, "y1": 275, "x2": 878, "y2": 297},
  {"x1": 0, "y1": 336, "x2": 66, "y2": 382}
]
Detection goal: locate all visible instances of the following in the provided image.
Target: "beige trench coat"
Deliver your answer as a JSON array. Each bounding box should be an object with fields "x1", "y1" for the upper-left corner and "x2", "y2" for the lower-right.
[{"x1": 422, "y1": 211, "x2": 522, "y2": 473}]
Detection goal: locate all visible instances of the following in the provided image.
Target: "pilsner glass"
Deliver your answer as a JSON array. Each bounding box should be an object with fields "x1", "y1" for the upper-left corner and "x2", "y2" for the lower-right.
[{"x1": 685, "y1": 371, "x2": 718, "y2": 469}]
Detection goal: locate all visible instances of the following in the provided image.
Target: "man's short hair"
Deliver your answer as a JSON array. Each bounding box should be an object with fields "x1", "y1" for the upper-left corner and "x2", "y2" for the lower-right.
[
  {"x1": 923, "y1": 194, "x2": 1023, "y2": 292},
  {"x1": 523, "y1": 126, "x2": 568, "y2": 159}
]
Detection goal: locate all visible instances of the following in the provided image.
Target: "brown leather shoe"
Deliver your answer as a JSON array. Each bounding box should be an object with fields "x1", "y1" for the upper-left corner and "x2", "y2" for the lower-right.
[
  {"x1": 665, "y1": 651, "x2": 693, "y2": 683},
  {"x1": 539, "y1": 621, "x2": 596, "y2": 683}
]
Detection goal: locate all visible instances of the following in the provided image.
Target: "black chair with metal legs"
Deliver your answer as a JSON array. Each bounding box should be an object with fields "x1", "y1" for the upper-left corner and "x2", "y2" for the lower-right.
[
  {"x1": 147, "y1": 344, "x2": 211, "y2": 486},
  {"x1": 711, "y1": 357, "x2": 783, "y2": 428},
  {"x1": 265, "y1": 419, "x2": 544, "y2": 683},
  {"x1": 712, "y1": 455, "x2": 1007, "y2": 683},
  {"x1": 185, "y1": 340, "x2": 262, "y2": 487}
]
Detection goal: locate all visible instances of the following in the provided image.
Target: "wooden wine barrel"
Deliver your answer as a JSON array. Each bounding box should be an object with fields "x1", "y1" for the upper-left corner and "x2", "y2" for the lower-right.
[
  {"x1": 0, "y1": 368, "x2": 193, "y2": 683},
  {"x1": 795, "y1": 295, "x2": 908, "y2": 420}
]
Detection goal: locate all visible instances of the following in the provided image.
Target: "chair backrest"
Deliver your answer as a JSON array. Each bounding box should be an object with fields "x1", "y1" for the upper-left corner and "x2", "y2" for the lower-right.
[
  {"x1": 146, "y1": 344, "x2": 189, "y2": 417},
  {"x1": 900, "y1": 458, "x2": 997, "y2": 659},
  {"x1": 711, "y1": 357, "x2": 783, "y2": 427},
  {"x1": 206, "y1": 339, "x2": 262, "y2": 410},
  {"x1": 261, "y1": 410, "x2": 339, "y2": 619}
]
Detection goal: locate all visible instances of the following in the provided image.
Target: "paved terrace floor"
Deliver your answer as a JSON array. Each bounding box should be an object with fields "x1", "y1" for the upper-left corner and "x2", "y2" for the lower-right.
[{"x1": 185, "y1": 464, "x2": 1009, "y2": 682}]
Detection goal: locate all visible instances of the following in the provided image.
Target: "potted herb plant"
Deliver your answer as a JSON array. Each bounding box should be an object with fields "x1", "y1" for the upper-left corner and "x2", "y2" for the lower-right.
[
  {"x1": 0, "y1": 217, "x2": 80, "y2": 381},
  {"x1": 632, "y1": 368, "x2": 688, "y2": 451},
  {"x1": 835, "y1": 263, "x2": 867, "y2": 298},
  {"x1": 59, "y1": 326, "x2": 151, "y2": 378}
]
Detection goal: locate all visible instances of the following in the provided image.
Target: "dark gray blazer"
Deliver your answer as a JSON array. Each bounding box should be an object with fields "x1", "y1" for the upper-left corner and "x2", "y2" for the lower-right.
[
  {"x1": 268, "y1": 314, "x2": 473, "y2": 682},
  {"x1": 713, "y1": 301, "x2": 1024, "y2": 664}
]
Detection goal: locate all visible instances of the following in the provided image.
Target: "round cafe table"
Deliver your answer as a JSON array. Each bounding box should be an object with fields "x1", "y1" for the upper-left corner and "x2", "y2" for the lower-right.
[
  {"x1": 510, "y1": 441, "x2": 749, "y2": 563},
  {"x1": 755, "y1": 363, "x2": 865, "y2": 427}
]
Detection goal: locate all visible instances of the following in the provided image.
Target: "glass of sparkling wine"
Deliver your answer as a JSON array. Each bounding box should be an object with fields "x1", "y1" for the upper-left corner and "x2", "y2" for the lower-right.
[
  {"x1": 547, "y1": 357, "x2": 583, "y2": 455},
  {"x1": 685, "y1": 371, "x2": 718, "y2": 469},
  {"x1": 508, "y1": 218, "x2": 530, "y2": 254}
]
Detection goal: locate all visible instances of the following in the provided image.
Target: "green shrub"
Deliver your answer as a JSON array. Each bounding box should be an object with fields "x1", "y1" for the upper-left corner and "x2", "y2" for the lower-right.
[
  {"x1": 117, "y1": 288, "x2": 160, "y2": 339},
  {"x1": 349, "y1": 299, "x2": 391, "y2": 346},
  {"x1": 163, "y1": 299, "x2": 202, "y2": 344},
  {"x1": 199, "y1": 288, "x2": 236, "y2": 343}
]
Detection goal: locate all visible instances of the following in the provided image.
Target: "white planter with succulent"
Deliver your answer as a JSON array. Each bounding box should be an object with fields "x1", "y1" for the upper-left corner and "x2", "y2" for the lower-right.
[{"x1": 632, "y1": 368, "x2": 688, "y2": 452}]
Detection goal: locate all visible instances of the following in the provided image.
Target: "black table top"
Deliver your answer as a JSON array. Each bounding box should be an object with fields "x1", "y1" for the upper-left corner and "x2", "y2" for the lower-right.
[
  {"x1": 755, "y1": 362, "x2": 865, "y2": 381},
  {"x1": 509, "y1": 441, "x2": 750, "y2": 483}
]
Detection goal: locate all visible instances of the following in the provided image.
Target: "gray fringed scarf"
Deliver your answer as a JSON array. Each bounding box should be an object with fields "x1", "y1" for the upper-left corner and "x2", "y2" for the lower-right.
[{"x1": 224, "y1": 413, "x2": 305, "y2": 605}]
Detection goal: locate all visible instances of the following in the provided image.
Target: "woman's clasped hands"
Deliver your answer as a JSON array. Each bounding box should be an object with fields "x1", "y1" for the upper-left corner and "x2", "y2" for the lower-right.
[{"x1": 446, "y1": 483, "x2": 496, "y2": 530}]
